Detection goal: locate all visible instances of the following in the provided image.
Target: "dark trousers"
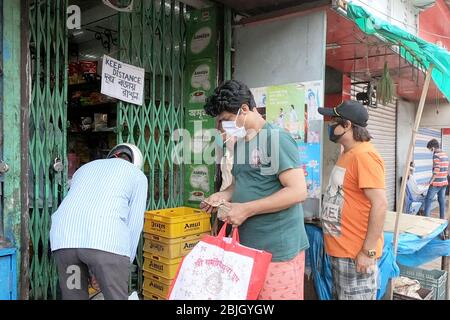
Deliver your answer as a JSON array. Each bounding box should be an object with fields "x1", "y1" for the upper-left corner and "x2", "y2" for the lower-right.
[{"x1": 53, "y1": 248, "x2": 130, "y2": 300}]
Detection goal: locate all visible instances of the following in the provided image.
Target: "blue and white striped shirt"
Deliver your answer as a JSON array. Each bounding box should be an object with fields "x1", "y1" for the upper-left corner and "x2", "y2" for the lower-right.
[{"x1": 50, "y1": 158, "x2": 148, "y2": 262}]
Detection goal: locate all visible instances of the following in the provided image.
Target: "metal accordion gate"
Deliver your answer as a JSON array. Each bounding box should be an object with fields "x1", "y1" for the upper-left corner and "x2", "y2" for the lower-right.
[
  {"x1": 27, "y1": 0, "x2": 187, "y2": 298},
  {"x1": 28, "y1": 0, "x2": 68, "y2": 299},
  {"x1": 117, "y1": 0, "x2": 187, "y2": 293}
]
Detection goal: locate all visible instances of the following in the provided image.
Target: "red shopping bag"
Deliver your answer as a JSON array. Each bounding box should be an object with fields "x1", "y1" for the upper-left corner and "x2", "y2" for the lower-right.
[{"x1": 168, "y1": 223, "x2": 272, "y2": 300}]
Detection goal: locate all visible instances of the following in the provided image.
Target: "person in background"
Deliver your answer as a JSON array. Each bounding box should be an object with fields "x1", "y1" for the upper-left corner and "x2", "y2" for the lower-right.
[
  {"x1": 424, "y1": 139, "x2": 449, "y2": 219},
  {"x1": 405, "y1": 162, "x2": 430, "y2": 215},
  {"x1": 318, "y1": 100, "x2": 388, "y2": 300},
  {"x1": 201, "y1": 80, "x2": 309, "y2": 300},
  {"x1": 407, "y1": 162, "x2": 428, "y2": 202},
  {"x1": 288, "y1": 104, "x2": 300, "y2": 140},
  {"x1": 211, "y1": 127, "x2": 236, "y2": 236},
  {"x1": 50, "y1": 143, "x2": 148, "y2": 300},
  {"x1": 276, "y1": 107, "x2": 286, "y2": 129}
]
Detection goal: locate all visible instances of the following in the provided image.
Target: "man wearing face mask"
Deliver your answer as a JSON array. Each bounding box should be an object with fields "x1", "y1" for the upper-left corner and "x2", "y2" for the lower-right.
[
  {"x1": 200, "y1": 80, "x2": 309, "y2": 300},
  {"x1": 318, "y1": 100, "x2": 388, "y2": 300}
]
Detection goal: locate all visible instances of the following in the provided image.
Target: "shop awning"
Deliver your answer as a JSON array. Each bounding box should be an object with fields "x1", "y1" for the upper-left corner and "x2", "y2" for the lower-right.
[{"x1": 346, "y1": 3, "x2": 450, "y2": 102}]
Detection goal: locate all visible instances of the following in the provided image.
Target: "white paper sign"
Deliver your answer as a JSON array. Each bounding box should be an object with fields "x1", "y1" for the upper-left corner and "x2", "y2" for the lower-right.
[{"x1": 101, "y1": 55, "x2": 145, "y2": 106}]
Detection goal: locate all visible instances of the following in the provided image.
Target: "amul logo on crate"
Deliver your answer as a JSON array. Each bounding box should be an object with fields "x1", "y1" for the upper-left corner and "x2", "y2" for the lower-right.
[
  {"x1": 151, "y1": 221, "x2": 166, "y2": 232},
  {"x1": 149, "y1": 243, "x2": 165, "y2": 253},
  {"x1": 183, "y1": 241, "x2": 199, "y2": 251},
  {"x1": 184, "y1": 221, "x2": 201, "y2": 231},
  {"x1": 149, "y1": 260, "x2": 164, "y2": 272},
  {"x1": 149, "y1": 281, "x2": 164, "y2": 293}
]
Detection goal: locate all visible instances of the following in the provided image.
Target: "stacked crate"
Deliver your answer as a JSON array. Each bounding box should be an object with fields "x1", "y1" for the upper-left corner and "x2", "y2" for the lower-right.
[{"x1": 142, "y1": 207, "x2": 211, "y2": 300}]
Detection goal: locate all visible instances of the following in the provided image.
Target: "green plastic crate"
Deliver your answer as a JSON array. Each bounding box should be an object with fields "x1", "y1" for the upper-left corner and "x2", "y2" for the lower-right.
[{"x1": 399, "y1": 265, "x2": 447, "y2": 300}]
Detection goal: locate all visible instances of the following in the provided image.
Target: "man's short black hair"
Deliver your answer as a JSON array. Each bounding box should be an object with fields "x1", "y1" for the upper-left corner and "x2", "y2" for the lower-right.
[
  {"x1": 427, "y1": 139, "x2": 440, "y2": 149},
  {"x1": 204, "y1": 80, "x2": 256, "y2": 117}
]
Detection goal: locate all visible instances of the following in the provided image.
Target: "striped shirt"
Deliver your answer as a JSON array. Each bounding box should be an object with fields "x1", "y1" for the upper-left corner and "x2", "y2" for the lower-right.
[
  {"x1": 432, "y1": 149, "x2": 449, "y2": 187},
  {"x1": 50, "y1": 158, "x2": 148, "y2": 262}
]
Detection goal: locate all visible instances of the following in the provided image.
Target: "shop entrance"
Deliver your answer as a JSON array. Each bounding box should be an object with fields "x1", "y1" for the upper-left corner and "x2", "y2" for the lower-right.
[{"x1": 28, "y1": 0, "x2": 187, "y2": 299}]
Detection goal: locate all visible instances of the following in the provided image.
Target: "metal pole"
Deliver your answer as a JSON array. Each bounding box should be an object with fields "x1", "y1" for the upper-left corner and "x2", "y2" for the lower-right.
[{"x1": 387, "y1": 65, "x2": 434, "y2": 300}]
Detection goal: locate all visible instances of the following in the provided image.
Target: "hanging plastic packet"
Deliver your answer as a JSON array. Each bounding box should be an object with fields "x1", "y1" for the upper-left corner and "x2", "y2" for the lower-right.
[{"x1": 128, "y1": 291, "x2": 139, "y2": 300}]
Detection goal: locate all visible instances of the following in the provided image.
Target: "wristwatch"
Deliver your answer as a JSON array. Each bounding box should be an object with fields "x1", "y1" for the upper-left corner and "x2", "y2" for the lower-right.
[{"x1": 365, "y1": 249, "x2": 376, "y2": 258}]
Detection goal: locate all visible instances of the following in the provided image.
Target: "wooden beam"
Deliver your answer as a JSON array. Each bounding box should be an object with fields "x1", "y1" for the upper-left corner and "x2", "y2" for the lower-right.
[{"x1": 387, "y1": 65, "x2": 434, "y2": 300}]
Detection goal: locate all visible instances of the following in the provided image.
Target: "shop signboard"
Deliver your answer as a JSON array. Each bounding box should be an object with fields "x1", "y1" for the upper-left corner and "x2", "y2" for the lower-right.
[
  {"x1": 183, "y1": 59, "x2": 218, "y2": 207},
  {"x1": 184, "y1": 58, "x2": 216, "y2": 110},
  {"x1": 186, "y1": 7, "x2": 218, "y2": 60},
  {"x1": 183, "y1": 6, "x2": 218, "y2": 207}
]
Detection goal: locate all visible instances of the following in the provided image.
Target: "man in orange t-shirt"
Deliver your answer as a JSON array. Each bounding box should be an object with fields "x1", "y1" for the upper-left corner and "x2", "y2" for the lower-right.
[{"x1": 318, "y1": 100, "x2": 388, "y2": 300}]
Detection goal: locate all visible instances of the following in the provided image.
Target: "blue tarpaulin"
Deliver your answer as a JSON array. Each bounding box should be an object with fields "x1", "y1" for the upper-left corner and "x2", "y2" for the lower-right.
[
  {"x1": 385, "y1": 221, "x2": 450, "y2": 267},
  {"x1": 347, "y1": 3, "x2": 450, "y2": 101},
  {"x1": 384, "y1": 222, "x2": 448, "y2": 255},
  {"x1": 397, "y1": 238, "x2": 450, "y2": 267},
  {"x1": 305, "y1": 225, "x2": 399, "y2": 300},
  {"x1": 305, "y1": 224, "x2": 333, "y2": 300},
  {"x1": 305, "y1": 222, "x2": 450, "y2": 300}
]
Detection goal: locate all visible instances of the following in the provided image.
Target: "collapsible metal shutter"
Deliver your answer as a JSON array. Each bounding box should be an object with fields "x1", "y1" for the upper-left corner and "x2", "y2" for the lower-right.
[
  {"x1": 29, "y1": 0, "x2": 68, "y2": 299},
  {"x1": 352, "y1": 84, "x2": 397, "y2": 210},
  {"x1": 118, "y1": 0, "x2": 188, "y2": 294},
  {"x1": 442, "y1": 132, "x2": 450, "y2": 162},
  {"x1": 413, "y1": 128, "x2": 441, "y2": 184}
]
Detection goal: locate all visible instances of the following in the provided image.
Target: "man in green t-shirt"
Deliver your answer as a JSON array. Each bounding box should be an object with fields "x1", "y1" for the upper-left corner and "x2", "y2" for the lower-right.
[{"x1": 200, "y1": 80, "x2": 310, "y2": 300}]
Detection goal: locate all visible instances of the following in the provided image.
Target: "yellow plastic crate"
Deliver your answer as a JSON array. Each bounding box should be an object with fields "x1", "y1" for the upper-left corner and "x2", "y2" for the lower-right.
[
  {"x1": 142, "y1": 289, "x2": 165, "y2": 300},
  {"x1": 144, "y1": 207, "x2": 211, "y2": 238},
  {"x1": 143, "y1": 232, "x2": 207, "y2": 259},
  {"x1": 143, "y1": 252, "x2": 182, "y2": 279},
  {"x1": 143, "y1": 271, "x2": 172, "y2": 299}
]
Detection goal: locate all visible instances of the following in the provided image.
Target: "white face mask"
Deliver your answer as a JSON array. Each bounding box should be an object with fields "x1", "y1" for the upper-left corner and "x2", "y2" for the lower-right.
[{"x1": 221, "y1": 109, "x2": 247, "y2": 140}]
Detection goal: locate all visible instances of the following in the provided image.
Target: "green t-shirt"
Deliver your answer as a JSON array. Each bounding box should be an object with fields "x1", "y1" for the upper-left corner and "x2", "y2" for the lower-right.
[{"x1": 231, "y1": 123, "x2": 309, "y2": 262}]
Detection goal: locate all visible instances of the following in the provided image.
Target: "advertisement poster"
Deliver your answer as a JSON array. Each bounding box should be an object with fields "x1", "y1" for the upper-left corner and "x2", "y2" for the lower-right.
[
  {"x1": 184, "y1": 58, "x2": 217, "y2": 206},
  {"x1": 185, "y1": 165, "x2": 213, "y2": 203},
  {"x1": 266, "y1": 84, "x2": 305, "y2": 141},
  {"x1": 297, "y1": 142, "x2": 321, "y2": 199},
  {"x1": 185, "y1": 58, "x2": 216, "y2": 110},
  {"x1": 251, "y1": 81, "x2": 324, "y2": 218},
  {"x1": 186, "y1": 7, "x2": 218, "y2": 60},
  {"x1": 251, "y1": 82, "x2": 324, "y2": 140},
  {"x1": 304, "y1": 81, "x2": 322, "y2": 121},
  {"x1": 184, "y1": 7, "x2": 218, "y2": 207}
]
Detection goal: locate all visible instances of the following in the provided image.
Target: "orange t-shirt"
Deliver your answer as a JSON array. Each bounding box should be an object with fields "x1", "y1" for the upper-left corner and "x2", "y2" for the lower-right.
[{"x1": 322, "y1": 142, "x2": 385, "y2": 259}]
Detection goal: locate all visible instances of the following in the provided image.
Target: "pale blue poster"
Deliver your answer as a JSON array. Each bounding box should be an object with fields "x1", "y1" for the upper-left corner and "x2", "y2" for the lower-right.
[{"x1": 297, "y1": 142, "x2": 321, "y2": 199}]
